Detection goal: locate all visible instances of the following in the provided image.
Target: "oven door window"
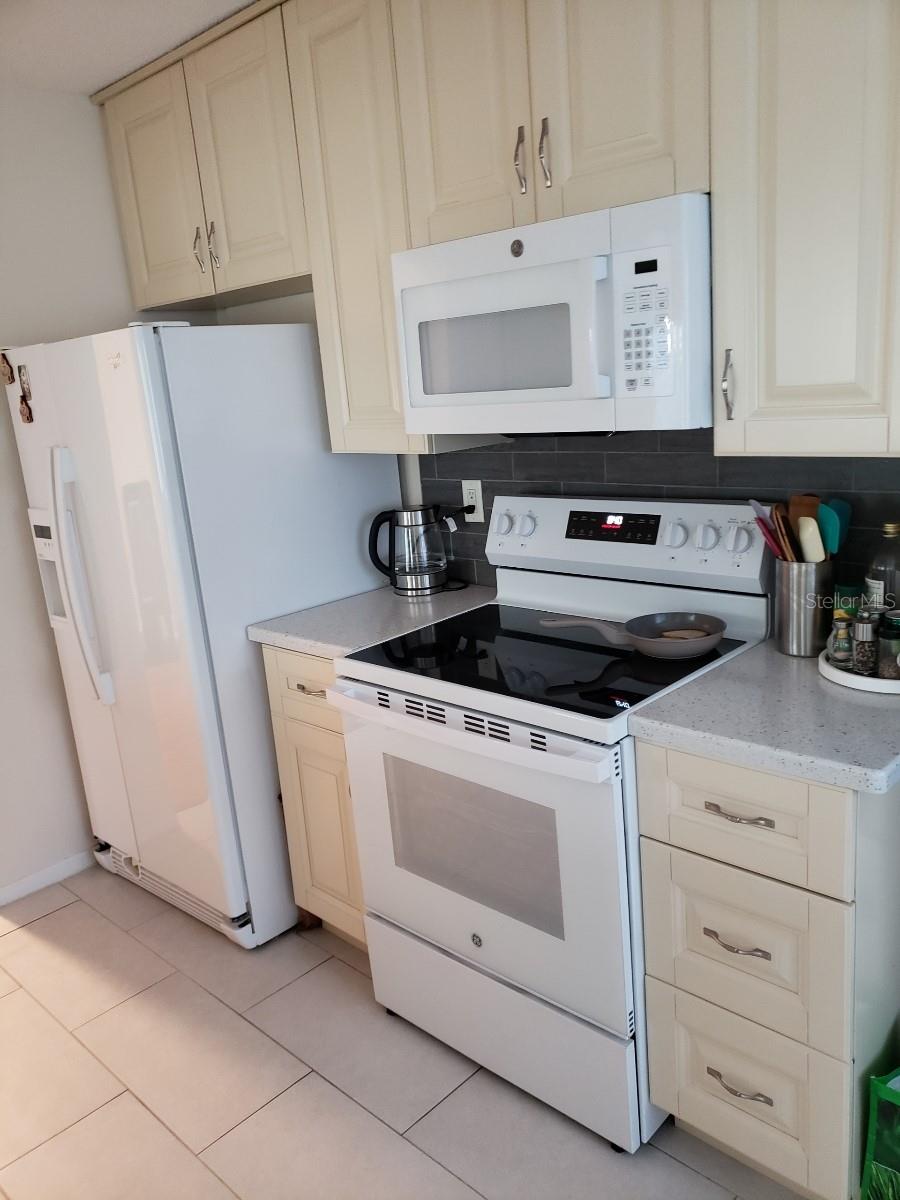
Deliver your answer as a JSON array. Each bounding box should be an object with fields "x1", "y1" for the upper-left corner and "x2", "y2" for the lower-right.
[
  {"x1": 385, "y1": 755, "x2": 564, "y2": 939},
  {"x1": 418, "y1": 304, "x2": 572, "y2": 396}
]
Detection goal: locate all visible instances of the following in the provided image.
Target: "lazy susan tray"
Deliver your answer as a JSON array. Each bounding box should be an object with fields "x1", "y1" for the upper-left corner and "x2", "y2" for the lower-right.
[{"x1": 818, "y1": 651, "x2": 900, "y2": 694}]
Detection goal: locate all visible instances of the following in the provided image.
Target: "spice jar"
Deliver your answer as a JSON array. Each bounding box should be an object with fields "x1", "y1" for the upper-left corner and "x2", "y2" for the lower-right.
[
  {"x1": 828, "y1": 617, "x2": 854, "y2": 669},
  {"x1": 852, "y1": 611, "x2": 879, "y2": 675},
  {"x1": 877, "y1": 613, "x2": 900, "y2": 679}
]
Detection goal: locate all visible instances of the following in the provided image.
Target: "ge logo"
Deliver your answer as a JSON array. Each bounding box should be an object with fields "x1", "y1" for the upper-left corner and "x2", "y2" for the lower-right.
[{"x1": 471, "y1": 933, "x2": 483, "y2": 948}]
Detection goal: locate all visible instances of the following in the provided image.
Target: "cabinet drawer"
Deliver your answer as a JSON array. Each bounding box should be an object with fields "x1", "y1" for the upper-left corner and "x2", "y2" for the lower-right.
[
  {"x1": 641, "y1": 840, "x2": 852, "y2": 1059},
  {"x1": 263, "y1": 645, "x2": 341, "y2": 732},
  {"x1": 646, "y1": 979, "x2": 851, "y2": 1200},
  {"x1": 636, "y1": 743, "x2": 856, "y2": 901}
]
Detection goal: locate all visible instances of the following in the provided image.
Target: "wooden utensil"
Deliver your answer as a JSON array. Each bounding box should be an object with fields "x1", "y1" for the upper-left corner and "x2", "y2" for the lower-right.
[
  {"x1": 798, "y1": 515, "x2": 826, "y2": 563},
  {"x1": 788, "y1": 493, "x2": 820, "y2": 538},
  {"x1": 771, "y1": 503, "x2": 801, "y2": 562}
]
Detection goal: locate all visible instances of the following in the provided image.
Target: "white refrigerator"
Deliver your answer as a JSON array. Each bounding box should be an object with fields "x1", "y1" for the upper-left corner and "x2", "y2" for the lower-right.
[{"x1": 3, "y1": 323, "x2": 401, "y2": 945}]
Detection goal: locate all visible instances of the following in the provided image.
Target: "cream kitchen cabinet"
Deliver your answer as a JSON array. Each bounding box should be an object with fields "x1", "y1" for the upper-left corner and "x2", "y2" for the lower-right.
[
  {"x1": 183, "y1": 10, "x2": 309, "y2": 293},
  {"x1": 525, "y1": 0, "x2": 709, "y2": 222},
  {"x1": 712, "y1": 0, "x2": 900, "y2": 456},
  {"x1": 637, "y1": 740, "x2": 900, "y2": 1200},
  {"x1": 393, "y1": 0, "x2": 709, "y2": 247},
  {"x1": 105, "y1": 12, "x2": 308, "y2": 309},
  {"x1": 283, "y1": 0, "x2": 427, "y2": 454},
  {"x1": 105, "y1": 64, "x2": 215, "y2": 308},
  {"x1": 263, "y1": 644, "x2": 365, "y2": 944}
]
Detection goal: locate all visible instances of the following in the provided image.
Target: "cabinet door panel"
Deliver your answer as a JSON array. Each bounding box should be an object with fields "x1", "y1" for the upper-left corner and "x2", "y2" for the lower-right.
[
  {"x1": 526, "y1": 0, "x2": 709, "y2": 220},
  {"x1": 104, "y1": 65, "x2": 213, "y2": 307},
  {"x1": 393, "y1": 0, "x2": 534, "y2": 244},
  {"x1": 712, "y1": 0, "x2": 900, "y2": 454},
  {"x1": 284, "y1": 0, "x2": 423, "y2": 453},
  {"x1": 273, "y1": 715, "x2": 365, "y2": 942},
  {"x1": 185, "y1": 10, "x2": 310, "y2": 292}
]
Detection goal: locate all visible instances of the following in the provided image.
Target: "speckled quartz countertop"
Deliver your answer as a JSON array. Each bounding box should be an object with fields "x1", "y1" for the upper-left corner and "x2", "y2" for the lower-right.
[
  {"x1": 248, "y1": 584, "x2": 495, "y2": 659},
  {"x1": 629, "y1": 639, "x2": 900, "y2": 794}
]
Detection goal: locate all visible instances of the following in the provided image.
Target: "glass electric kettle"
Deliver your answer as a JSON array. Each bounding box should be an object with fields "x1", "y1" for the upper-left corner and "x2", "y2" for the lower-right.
[{"x1": 368, "y1": 505, "x2": 469, "y2": 598}]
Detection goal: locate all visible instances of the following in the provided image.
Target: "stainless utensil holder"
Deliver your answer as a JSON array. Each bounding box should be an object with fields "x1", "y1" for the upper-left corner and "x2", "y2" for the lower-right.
[{"x1": 775, "y1": 560, "x2": 834, "y2": 657}]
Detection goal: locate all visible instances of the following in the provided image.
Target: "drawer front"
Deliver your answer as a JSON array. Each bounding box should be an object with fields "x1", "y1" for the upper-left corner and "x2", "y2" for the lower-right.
[
  {"x1": 263, "y1": 645, "x2": 341, "y2": 732},
  {"x1": 636, "y1": 742, "x2": 856, "y2": 901},
  {"x1": 641, "y1": 840, "x2": 852, "y2": 1059},
  {"x1": 646, "y1": 979, "x2": 851, "y2": 1200}
]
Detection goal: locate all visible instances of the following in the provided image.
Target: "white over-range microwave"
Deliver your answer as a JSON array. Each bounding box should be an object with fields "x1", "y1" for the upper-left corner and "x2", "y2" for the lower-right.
[{"x1": 392, "y1": 192, "x2": 711, "y2": 435}]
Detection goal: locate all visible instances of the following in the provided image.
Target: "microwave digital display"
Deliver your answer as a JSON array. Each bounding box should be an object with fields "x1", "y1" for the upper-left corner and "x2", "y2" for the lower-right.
[
  {"x1": 634, "y1": 258, "x2": 658, "y2": 274},
  {"x1": 565, "y1": 510, "x2": 661, "y2": 545}
]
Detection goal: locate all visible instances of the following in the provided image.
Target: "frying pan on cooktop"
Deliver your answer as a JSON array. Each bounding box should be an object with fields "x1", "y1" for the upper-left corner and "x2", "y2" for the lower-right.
[{"x1": 540, "y1": 612, "x2": 727, "y2": 660}]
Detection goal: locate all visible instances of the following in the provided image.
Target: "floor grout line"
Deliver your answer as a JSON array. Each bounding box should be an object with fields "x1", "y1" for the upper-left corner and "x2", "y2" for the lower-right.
[
  {"x1": 0, "y1": 1092, "x2": 126, "y2": 1175},
  {"x1": 401, "y1": 1066, "x2": 482, "y2": 1136}
]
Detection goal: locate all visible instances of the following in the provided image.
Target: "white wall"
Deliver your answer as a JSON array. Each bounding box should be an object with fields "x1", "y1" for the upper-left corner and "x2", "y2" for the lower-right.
[{"x1": 0, "y1": 85, "x2": 136, "y2": 900}]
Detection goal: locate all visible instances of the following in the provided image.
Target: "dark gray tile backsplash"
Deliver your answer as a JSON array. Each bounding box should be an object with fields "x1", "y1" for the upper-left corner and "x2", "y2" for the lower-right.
[{"x1": 420, "y1": 429, "x2": 900, "y2": 588}]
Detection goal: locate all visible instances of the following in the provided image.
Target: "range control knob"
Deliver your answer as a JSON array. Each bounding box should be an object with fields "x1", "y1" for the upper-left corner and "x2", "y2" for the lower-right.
[
  {"x1": 494, "y1": 510, "x2": 515, "y2": 536},
  {"x1": 663, "y1": 520, "x2": 689, "y2": 549},
  {"x1": 726, "y1": 523, "x2": 754, "y2": 554},
  {"x1": 517, "y1": 513, "x2": 537, "y2": 537},
  {"x1": 694, "y1": 522, "x2": 721, "y2": 551}
]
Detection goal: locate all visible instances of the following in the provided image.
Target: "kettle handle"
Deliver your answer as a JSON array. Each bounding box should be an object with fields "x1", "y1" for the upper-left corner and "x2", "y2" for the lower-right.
[{"x1": 368, "y1": 511, "x2": 394, "y2": 578}]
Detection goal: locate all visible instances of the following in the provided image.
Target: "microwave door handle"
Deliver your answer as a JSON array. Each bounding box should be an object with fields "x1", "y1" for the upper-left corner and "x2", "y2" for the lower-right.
[
  {"x1": 513, "y1": 125, "x2": 527, "y2": 194},
  {"x1": 328, "y1": 682, "x2": 614, "y2": 785},
  {"x1": 50, "y1": 447, "x2": 115, "y2": 705}
]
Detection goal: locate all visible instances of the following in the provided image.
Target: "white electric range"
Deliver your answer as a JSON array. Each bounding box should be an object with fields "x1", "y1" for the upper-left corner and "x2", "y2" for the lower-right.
[{"x1": 329, "y1": 496, "x2": 771, "y2": 1153}]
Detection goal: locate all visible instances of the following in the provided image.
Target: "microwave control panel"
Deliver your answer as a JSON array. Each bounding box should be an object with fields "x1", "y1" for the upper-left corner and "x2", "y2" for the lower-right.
[{"x1": 613, "y1": 245, "x2": 674, "y2": 399}]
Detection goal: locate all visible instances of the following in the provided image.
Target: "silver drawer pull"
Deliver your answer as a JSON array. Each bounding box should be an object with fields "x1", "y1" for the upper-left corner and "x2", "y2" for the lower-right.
[
  {"x1": 291, "y1": 682, "x2": 326, "y2": 698},
  {"x1": 513, "y1": 125, "x2": 527, "y2": 194},
  {"x1": 703, "y1": 926, "x2": 772, "y2": 961},
  {"x1": 704, "y1": 801, "x2": 775, "y2": 830},
  {"x1": 707, "y1": 1066, "x2": 774, "y2": 1107}
]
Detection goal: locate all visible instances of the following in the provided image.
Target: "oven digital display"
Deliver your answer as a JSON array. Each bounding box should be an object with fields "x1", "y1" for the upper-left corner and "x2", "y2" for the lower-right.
[{"x1": 565, "y1": 510, "x2": 661, "y2": 545}]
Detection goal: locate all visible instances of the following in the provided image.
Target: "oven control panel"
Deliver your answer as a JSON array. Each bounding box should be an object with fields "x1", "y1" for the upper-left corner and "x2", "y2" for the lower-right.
[{"x1": 486, "y1": 496, "x2": 772, "y2": 594}]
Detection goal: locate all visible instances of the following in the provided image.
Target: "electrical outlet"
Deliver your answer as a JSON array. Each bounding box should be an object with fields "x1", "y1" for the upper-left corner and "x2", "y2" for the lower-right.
[{"x1": 461, "y1": 479, "x2": 484, "y2": 523}]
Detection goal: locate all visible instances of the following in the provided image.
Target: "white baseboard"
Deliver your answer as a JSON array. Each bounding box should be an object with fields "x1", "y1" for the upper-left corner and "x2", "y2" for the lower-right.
[{"x1": 0, "y1": 849, "x2": 95, "y2": 907}]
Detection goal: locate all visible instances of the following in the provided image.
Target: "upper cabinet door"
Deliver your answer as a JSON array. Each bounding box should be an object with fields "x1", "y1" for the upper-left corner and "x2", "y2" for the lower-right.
[
  {"x1": 284, "y1": 0, "x2": 423, "y2": 453},
  {"x1": 525, "y1": 0, "x2": 709, "y2": 221},
  {"x1": 184, "y1": 11, "x2": 310, "y2": 292},
  {"x1": 713, "y1": 0, "x2": 900, "y2": 455},
  {"x1": 392, "y1": 0, "x2": 535, "y2": 245},
  {"x1": 105, "y1": 65, "x2": 214, "y2": 308}
]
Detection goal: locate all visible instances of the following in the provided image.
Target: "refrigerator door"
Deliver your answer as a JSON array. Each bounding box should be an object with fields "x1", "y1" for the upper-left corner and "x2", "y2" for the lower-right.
[
  {"x1": 158, "y1": 323, "x2": 401, "y2": 938},
  {"x1": 4, "y1": 346, "x2": 138, "y2": 858},
  {"x1": 41, "y1": 327, "x2": 247, "y2": 918}
]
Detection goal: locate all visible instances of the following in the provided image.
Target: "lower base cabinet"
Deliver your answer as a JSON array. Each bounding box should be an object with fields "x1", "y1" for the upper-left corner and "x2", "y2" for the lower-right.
[
  {"x1": 646, "y1": 978, "x2": 851, "y2": 1200},
  {"x1": 637, "y1": 738, "x2": 900, "y2": 1200},
  {"x1": 263, "y1": 645, "x2": 365, "y2": 944}
]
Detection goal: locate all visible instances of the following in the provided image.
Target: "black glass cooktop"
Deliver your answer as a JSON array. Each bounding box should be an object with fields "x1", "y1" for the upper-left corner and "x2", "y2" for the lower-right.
[{"x1": 348, "y1": 603, "x2": 744, "y2": 721}]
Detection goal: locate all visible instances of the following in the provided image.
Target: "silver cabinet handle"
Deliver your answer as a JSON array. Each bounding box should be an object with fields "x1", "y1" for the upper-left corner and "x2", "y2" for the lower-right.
[
  {"x1": 704, "y1": 800, "x2": 774, "y2": 829},
  {"x1": 514, "y1": 125, "x2": 527, "y2": 194},
  {"x1": 721, "y1": 347, "x2": 734, "y2": 420},
  {"x1": 193, "y1": 225, "x2": 207, "y2": 272},
  {"x1": 292, "y1": 682, "x2": 326, "y2": 698},
  {"x1": 707, "y1": 1067, "x2": 774, "y2": 1107},
  {"x1": 207, "y1": 220, "x2": 221, "y2": 269},
  {"x1": 538, "y1": 116, "x2": 551, "y2": 187},
  {"x1": 703, "y1": 927, "x2": 772, "y2": 961}
]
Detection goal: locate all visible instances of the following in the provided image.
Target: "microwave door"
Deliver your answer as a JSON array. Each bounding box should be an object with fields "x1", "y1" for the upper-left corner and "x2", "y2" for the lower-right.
[{"x1": 398, "y1": 258, "x2": 614, "y2": 435}]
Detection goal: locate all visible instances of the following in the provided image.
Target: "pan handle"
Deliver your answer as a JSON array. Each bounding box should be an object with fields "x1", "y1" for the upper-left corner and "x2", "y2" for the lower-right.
[{"x1": 539, "y1": 616, "x2": 630, "y2": 645}]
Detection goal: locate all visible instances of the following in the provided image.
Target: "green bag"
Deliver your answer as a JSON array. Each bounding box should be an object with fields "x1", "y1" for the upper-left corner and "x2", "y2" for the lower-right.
[{"x1": 863, "y1": 1067, "x2": 900, "y2": 1199}]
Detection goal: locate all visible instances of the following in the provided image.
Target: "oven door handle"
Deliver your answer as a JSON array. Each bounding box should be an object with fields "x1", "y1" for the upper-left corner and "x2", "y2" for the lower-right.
[{"x1": 327, "y1": 682, "x2": 615, "y2": 784}]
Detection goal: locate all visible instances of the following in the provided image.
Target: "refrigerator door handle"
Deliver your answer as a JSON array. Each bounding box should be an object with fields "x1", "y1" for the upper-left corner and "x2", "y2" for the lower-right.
[{"x1": 50, "y1": 446, "x2": 116, "y2": 706}]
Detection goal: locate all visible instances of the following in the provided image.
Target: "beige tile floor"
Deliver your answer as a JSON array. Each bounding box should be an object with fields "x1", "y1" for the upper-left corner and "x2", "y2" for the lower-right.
[{"x1": 0, "y1": 868, "x2": 802, "y2": 1200}]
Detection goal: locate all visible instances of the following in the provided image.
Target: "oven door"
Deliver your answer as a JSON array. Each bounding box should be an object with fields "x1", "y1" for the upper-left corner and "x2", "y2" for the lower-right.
[{"x1": 329, "y1": 680, "x2": 634, "y2": 1038}]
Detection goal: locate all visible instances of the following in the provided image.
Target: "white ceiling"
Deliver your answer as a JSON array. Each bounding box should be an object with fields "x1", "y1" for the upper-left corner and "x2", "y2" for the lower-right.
[{"x1": 0, "y1": 0, "x2": 257, "y2": 95}]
